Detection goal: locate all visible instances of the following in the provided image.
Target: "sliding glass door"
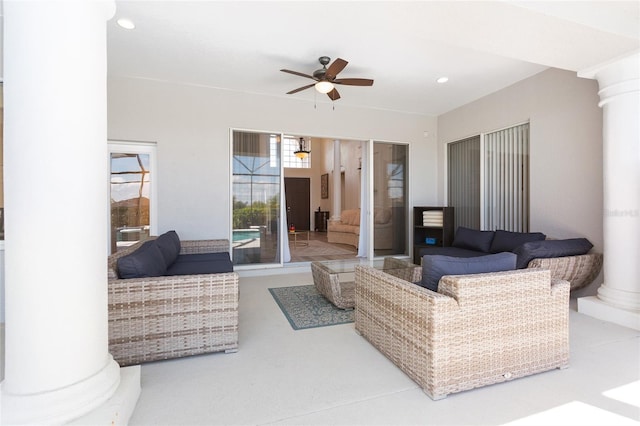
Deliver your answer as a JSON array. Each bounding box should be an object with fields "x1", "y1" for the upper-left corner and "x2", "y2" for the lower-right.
[
  {"x1": 232, "y1": 130, "x2": 282, "y2": 265},
  {"x1": 372, "y1": 141, "x2": 408, "y2": 257}
]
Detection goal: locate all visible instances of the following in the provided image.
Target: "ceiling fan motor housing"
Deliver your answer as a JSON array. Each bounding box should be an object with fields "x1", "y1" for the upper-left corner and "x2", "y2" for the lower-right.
[{"x1": 314, "y1": 56, "x2": 331, "y2": 80}]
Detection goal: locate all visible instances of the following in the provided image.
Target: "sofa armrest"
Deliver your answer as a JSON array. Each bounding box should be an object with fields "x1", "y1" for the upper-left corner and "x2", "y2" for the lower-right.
[
  {"x1": 108, "y1": 271, "x2": 239, "y2": 366},
  {"x1": 527, "y1": 253, "x2": 603, "y2": 291},
  {"x1": 180, "y1": 239, "x2": 230, "y2": 254}
]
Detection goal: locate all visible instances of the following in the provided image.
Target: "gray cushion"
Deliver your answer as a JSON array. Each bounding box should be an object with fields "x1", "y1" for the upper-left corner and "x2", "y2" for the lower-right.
[
  {"x1": 155, "y1": 230, "x2": 181, "y2": 266},
  {"x1": 166, "y1": 253, "x2": 233, "y2": 275},
  {"x1": 490, "y1": 230, "x2": 546, "y2": 253},
  {"x1": 419, "y1": 246, "x2": 489, "y2": 259},
  {"x1": 420, "y1": 252, "x2": 517, "y2": 292},
  {"x1": 452, "y1": 227, "x2": 495, "y2": 253},
  {"x1": 513, "y1": 238, "x2": 593, "y2": 269},
  {"x1": 173, "y1": 252, "x2": 231, "y2": 264},
  {"x1": 117, "y1": 240, "x2": 167, "y2": 279}
]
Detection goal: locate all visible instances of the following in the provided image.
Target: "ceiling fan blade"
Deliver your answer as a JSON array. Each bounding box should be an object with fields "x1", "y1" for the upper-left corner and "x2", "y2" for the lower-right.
[
  {"x1": 327, "y1": 88, "x2": 341, "y2": 101},
  {"x1": 280, "y1": 69, "x2": 316, "y2": 80},
  {"x1": 325, "y1": 58, "x2": 348, "y2": 80},
  {"x1": 287, "y1": 83, "x2": 316, "y2": 94},
  {"x1": 333, "y1": 78, "x2": 374, "y2": 86}
]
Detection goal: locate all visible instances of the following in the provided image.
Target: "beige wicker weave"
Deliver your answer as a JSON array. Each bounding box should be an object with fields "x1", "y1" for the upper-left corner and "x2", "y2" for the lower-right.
[
  {"x1": 355, "y1": 266, "x2": 569, "y2": 400},
  {"x1": 311, "y1": 257, "x2": 421, "y2": 309},
  {"x1": 527, "y1": 253, "x2": 603, "y2": 291},
  {"x1": 108, "y1": 238, "x2": 239, "y2": 366}
]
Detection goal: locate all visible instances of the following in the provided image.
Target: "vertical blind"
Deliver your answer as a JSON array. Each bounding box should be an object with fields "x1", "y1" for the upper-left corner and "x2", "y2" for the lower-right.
[
  {"x1": 483, "y1": 123, "x2": 530, "y2": 232},
  {"x1": 447, "y1": 123, "x2": 529, "y2": 232},
  {"x1": 448, "y1": 136, "x2": 481, "y2": 229}
]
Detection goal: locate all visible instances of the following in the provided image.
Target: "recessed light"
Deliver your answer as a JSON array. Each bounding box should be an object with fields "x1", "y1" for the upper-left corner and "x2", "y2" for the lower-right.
[
  {"x1": 436, "y1": 77, "x2": 449, "y2": 84},
  {"x1": 117, "y1": 18, "x2": 135, "y2": 30}
]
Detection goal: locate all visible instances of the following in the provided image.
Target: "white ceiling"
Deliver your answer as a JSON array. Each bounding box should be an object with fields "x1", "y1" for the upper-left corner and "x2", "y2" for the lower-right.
[{"x1": 16, "y1": 1, "x2": 640, "y2": 116}]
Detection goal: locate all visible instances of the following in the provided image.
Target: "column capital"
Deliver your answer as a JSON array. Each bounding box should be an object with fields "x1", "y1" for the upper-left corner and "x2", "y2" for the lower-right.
[{"x1": 578, "y1": 50, "x2": 640, "y2": 106}]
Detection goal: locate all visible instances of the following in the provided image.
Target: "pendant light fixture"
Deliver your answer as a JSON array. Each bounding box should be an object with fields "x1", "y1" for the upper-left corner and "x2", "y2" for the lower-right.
[{"x1": 294, "y1": 137, "x2": 310, "y2": 160}]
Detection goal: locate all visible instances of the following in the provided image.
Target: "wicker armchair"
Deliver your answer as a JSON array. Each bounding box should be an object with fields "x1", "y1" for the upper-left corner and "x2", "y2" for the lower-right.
[
  {"x1": 107, "y1": 238, "x2": 239, "y2": 366},
  {"x1": 527, "y1": 253, "x2": 603, "y2": 291},
  {"x1": 311, "y1": 257, "x2": 421, "y2": 309},
  {"x1": 355, "y1": 266, "x2": 569, "y2": 400}
]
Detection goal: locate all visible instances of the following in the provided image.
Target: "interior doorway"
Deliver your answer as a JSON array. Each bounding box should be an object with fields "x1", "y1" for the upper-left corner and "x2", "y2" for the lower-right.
[{"x1": 284, "y1": 177, "x2": 310, "y2": 231}]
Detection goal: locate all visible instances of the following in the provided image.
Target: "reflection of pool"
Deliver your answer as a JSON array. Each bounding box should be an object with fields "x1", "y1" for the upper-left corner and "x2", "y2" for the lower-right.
[{"x1": 233, "y1": 229, "x2": 260, "y2": 242}]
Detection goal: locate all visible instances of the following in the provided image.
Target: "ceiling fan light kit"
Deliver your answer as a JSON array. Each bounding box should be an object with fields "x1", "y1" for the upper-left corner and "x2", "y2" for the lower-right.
[
  {"x1": 281, "y1": 56, "x2": 374, "y2": 102},
  {"x1": 315, "y1": 81, "x2": 334, "y2": 94}
]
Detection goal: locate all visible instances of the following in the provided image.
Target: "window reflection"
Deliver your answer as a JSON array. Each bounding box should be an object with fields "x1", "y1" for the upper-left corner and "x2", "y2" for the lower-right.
[
  {"x1": 373, "y1": 142, "x2": 408, "y2": 256},
  {"x1": 232, "y1": 131, "x2": 281, "y2": 265},
  {"x1": 110, "y1": 153, "x2": 151, "y2": 251}
]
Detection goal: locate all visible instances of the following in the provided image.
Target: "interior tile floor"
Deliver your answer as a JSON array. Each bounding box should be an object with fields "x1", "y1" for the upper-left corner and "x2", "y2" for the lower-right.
[
  {"x1": 1, "y1": 271, "x2": 638, "y2": 425},
  {"x1": 125, "y1": 272, "x2": 640, "y2": 426}
]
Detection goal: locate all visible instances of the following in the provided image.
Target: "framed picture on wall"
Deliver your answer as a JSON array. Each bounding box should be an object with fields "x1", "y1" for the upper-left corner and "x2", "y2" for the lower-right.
[{"x1": 321, "y1": 173, "x2": 329, "y2": 199}]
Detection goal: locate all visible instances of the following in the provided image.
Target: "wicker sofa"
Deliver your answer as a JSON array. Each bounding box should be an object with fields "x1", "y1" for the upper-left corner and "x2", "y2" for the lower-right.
[
  {"x1": 355, "y1": 265, "x2": 570, "y2": 400},
  {"x1": 419, "y1": 227, "x2": 603, "y2": 291},
  {"x1": 107, "y1": 236, "x2": 239, "y2": 366}
]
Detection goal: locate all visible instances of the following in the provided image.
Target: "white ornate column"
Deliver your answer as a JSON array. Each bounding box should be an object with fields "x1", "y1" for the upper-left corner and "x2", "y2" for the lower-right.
[
  {"x1": 1, "y1": 1, "x2": 140, "y2": 424},
  {"x1": 331, "y1": 139, "x2": 343, "y2": 221},
  {"x1": 577, "y1": 51, "x2": 640, "y2": 330}
]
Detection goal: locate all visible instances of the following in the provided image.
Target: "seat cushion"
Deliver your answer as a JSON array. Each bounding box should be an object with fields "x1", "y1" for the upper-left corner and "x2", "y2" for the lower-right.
[
  {"x1": 117, "y1": 240, "x2": 167, "y2": 279},
  {"x1": 155, "y1": 230, "x2": 181, "y2": 266},
  {"x1": 489, "y1": 230, "x2": 546, "y2": 253},
  {"x1": 166, "y1": 252, "x2": 234, "y2": 275},
  {"x1": 513, "y1": 238, "x2": 593, "y2": 269},
  {"x1": 419, "y1": 252, "x2": 517, "y2": 292},
  {"x1": 419, "y1": 246, "x2": 489, "y2": 259},
  {"x1": 173, "y1": 252, "x2": 231, "y2": 264},
  {"x1": 451, "y1": 227, "x2": 495, "y2": 253}
]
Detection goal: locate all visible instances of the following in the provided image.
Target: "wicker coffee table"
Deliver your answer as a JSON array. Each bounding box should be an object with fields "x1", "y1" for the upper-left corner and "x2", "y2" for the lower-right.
[{"x1": 311, "y1": 258, "x2": 420, "y2": 309}]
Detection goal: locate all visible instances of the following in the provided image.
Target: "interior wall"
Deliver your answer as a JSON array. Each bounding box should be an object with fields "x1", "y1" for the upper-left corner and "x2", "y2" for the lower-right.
[
  {"x1": 437, "y1": 68, "x2": 604, "y2": 295},
  {"x1": 107, "y1": 76, "x2": 437, "y2": 242}
]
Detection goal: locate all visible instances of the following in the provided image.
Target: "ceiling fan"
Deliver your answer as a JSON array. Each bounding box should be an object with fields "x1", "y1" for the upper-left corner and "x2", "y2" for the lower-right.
[{"x1": 280, "y1": 56, "x2": 374, "y2": 101}]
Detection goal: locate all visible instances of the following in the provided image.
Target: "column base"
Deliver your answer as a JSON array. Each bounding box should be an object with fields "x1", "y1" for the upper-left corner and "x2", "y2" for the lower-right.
[
  {"x1": 69, "y1": 365, "x2": 141, "y2": 426},
  {"x1": 1, "y1": 357, "x2": 121, "y2": 425},
  {"x1": 578, "y1": 296, "x2": 640, "y2": 330}
]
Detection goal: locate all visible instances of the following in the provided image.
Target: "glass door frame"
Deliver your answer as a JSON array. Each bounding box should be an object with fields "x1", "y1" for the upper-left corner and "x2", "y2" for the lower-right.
[
  {"x1": 366, "y1": 139, "x2": 411, "y2": 260},
  {"x1": 229, "y1": 130, "x2": 411, "y2": 268},
  {"x1": 107, "y1": 140, "x2": 158, "y2": 254},
  {"x1": 230, "y1": 128, "x2": 287, "y2": 270}
]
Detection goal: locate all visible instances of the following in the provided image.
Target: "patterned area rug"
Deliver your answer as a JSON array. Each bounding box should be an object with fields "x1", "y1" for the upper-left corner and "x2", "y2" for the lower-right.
[{"x1": 268, "y1": 285, "x2": 354, "y2": 330}]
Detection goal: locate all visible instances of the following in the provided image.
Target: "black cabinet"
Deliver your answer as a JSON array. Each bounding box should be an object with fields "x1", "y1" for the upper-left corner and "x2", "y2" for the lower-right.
[
  {"x1": 413, "y1": 207, "x2": 454, "y2": 264},
  {"x1": 315, "y1": 211, "x2": 330, "y2": 232}
]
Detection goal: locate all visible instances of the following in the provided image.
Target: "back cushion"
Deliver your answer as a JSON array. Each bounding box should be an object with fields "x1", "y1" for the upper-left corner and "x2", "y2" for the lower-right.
[
  {"x1": 374, "y1": 208, "x2": 392, "y2": 224},
  {"x1": 352, "y1": 209, "x2": 361, "y2": 226},
  {"x1": 341, "y1": 210, "x2": 355, "y2": 224},
  {"x1": 155, "y1": 230, "x2": 181, "y2": 266},
  {"x1": 420, "y1": 252, "x2": 517, "y2": 291},
  {"x1": 452, "y1": 227, "x2": 495, "y2": 253},
  {"x1": 117, "y1": 240, "x2": 167, "y2": 279},
  {"x1": 490, "y1": 230, "x2": 546, "y2": 253},
  {"x1": 513, "y1": 238, "x2": 593, "y2": 269}
]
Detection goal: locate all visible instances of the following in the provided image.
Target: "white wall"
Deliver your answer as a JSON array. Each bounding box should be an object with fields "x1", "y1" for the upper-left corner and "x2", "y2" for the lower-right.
[
  {"x1": 107, "y1": 76, "x2": 438, "y2": 241},
  {"x1": 437, "y1": 68, "x2": 604, "y2": 295}
]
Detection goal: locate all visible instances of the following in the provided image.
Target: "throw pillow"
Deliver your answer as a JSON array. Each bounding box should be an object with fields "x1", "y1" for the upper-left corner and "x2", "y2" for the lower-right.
[
  {"x1": 419, "y1": 252, "x2": 517, "y2": 291},
  {"x1": 513, "y1": 238, "x2": 593, "y2": 269},
  {"x1": 117, "y1": 240, "x2": 167, "y2": 279},
  {"x1": 490, "y1": 230, "x2": 546, "y2": 253},
  {"x1": 155, "y1": 230, "x2": 181, "y2": 266},
  {"x1": 452, "y1": 227, "x2": 495, "y2": 253}
]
